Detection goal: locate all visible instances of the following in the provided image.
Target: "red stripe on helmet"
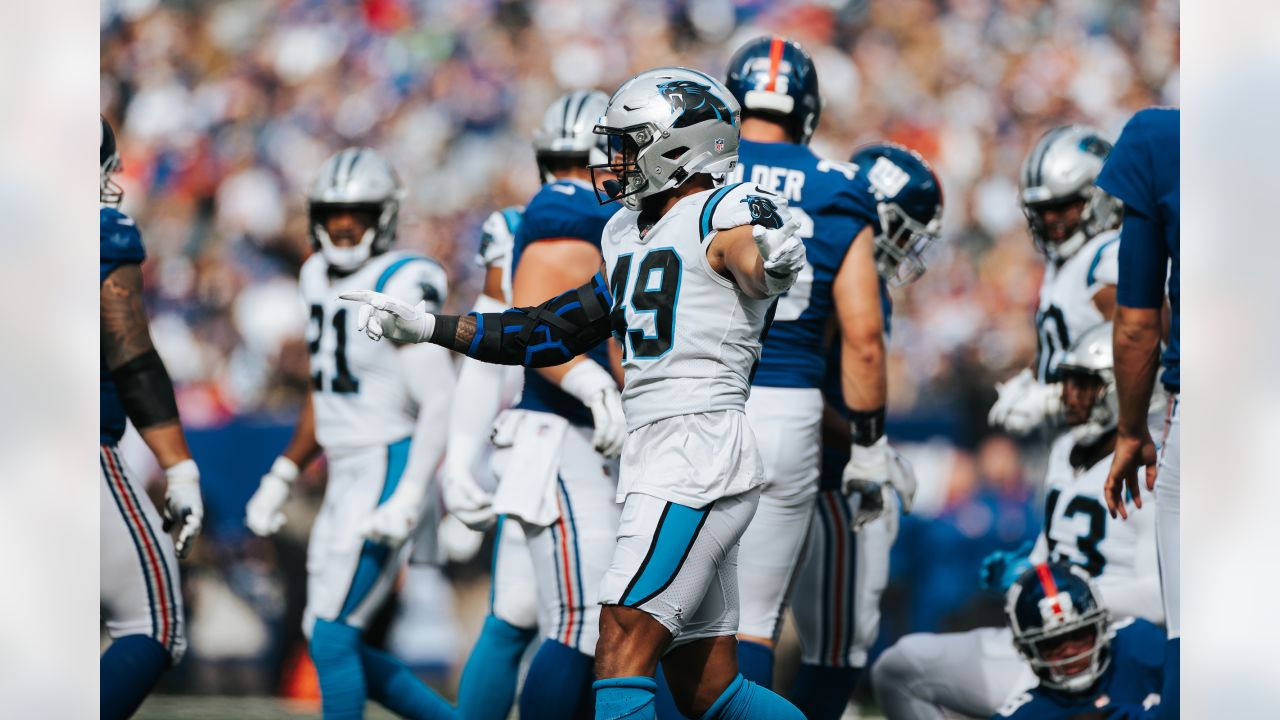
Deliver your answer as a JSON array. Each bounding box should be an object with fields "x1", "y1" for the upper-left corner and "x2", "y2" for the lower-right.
[
  {"x1": 766, "y1": 37, "x2": 784, "y2": 92},
  {"x1": 1035, "y1": 563, "x2": 1063, "y2": 616}
]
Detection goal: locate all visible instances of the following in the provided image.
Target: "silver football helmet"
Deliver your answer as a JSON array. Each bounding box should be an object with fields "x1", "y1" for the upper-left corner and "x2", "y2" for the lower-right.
[
  {"x1": 1055, "y1": 322, "x2": 1118, "y2": 445},
  {"x1": 533, "y1": 90, "x2": 611, "y2": 183},
  {"x1": 308, "y1": 147, "x2": 405, "y2": 271},
  {"x1": 591, "y1": 67, "x2": 741, "y2": 210},
  {"x1": 1020, "y1": 125, "x2": 1121, "y2": 261}
]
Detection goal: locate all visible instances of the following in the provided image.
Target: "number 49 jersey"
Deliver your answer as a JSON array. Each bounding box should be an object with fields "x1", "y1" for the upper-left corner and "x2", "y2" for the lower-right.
[
  {"x1": 299, "y1": 250, "x2": 448, "y2": 450},
  {"x1": 601, "y1": 182, "x2": 779, "y2": 432},
  {"x1": 1035, "y1": 229, "x2": 1119, "y2": 382},
  {"x1": 1030, "y1": 433, "x2": 1162, "y2": 624},
  {"x1": 728, "y1": 139, "x2": 878, "y2": 388}
]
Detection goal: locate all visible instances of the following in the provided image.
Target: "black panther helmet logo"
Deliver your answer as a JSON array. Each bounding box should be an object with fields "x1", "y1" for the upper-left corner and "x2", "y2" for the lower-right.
[
  {"x1": 657, "y1": 80, "x2": 733, "y2": 129},
  {"x1": 742, "y1": 194, "x2": 784, "y2": 229}
]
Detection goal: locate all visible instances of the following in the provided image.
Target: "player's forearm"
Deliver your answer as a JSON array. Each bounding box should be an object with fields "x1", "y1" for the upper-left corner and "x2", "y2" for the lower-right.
[
  {"x1": 1113, "y1": 305, "x2": 1162, "y2": 438},
  {"x1": 281, "y1": 393, "x2": 321, "y2": 468},
  {"x1": 139, "y1": 421, "x2": 193, "y2": 470},
  {"x1": 839, "y1": 330, "x2": 887, "y2": 413},
  {"x1": 399, "y1": 346, "x2": 455, "y2": 498}
]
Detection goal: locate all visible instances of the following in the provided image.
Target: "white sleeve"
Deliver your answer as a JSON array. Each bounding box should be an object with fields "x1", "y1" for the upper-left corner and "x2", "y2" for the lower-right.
[
  {"x1": 1096, "y1": 509, "x2": 1164, "y2": 623},
  {"x1": 382, "y1": 256, "x2": 450, "y2": 313},
  {"x1": 395, "y1": 342, "x2": 456, "y2": 501},
  {"x1": 444, "y1": 293, "x2": 513, "y2": 476},
  {"x1": 1085, "y1": 234, "x2": 1120, "y2": 292}
]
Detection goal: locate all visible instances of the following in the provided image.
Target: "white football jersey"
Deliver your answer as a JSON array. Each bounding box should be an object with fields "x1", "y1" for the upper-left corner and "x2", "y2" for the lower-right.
[
  {"x1": 300, "y1": 250, "x2": 449, "y2": 449},
  {"x1": 600, "y1": 182, "x2": 780, "y2": 432},
  {"x1": 1030, "y1": 433, "x2": 1162, "y2": 624},
  {"x1": 1034, "y1": 229, "x2": 1119, "y2": 382}
]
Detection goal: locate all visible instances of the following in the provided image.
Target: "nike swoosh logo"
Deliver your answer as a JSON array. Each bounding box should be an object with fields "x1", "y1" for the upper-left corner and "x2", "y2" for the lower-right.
[{"x1": 622, "y1": 104, "x2": 641, "y2": 111}]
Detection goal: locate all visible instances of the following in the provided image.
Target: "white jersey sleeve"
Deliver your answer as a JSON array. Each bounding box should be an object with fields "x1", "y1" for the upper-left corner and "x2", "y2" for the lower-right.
[
  {"x1": 1035, "y1": 229, "x2": 1120, "y2": 382},
  {"x1": 380, "y1": 255, "x2": 449, "y2": 313}
]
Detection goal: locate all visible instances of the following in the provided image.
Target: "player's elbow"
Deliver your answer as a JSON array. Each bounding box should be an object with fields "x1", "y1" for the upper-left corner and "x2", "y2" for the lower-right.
[
  {"x1": 841, "y1": 318, "x2": 886, "y2": 367},
  {"x1": 1113, "y1": 305, "x2": 1162, "y2": 345}
]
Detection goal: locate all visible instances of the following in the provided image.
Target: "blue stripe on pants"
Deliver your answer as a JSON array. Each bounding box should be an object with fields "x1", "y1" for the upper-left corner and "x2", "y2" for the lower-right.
[
  {"x1": 338, "y1": 437, "x2": 411, "y2": 621},
  {"x1": 621, "y1": 502, "x2": 710, "y2": 608}
]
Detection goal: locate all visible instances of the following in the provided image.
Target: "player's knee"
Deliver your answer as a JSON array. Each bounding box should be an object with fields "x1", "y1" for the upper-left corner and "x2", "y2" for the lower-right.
[
  {"x1": 493, "y1": 593, "x2": 538, "y2": 631},
  {"x1": 595, "y1": 604, "x2": 667, "y2": 678}
]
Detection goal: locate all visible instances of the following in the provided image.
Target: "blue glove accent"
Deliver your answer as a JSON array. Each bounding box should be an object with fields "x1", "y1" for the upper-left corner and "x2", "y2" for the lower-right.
[{"x1": 979, "y1": 540, "x2": 1036, "y2": 593}]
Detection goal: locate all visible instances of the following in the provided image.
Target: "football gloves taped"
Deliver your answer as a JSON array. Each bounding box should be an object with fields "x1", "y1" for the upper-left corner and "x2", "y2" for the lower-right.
[
  {"x1": 341, "y1": 291, "x2": 436, "y2": 343},
  {"x1": 988, "y1": 368, "x2": 1062, "y2": 436},
  {"x1": 558, "y1": 360, "x2": 626, "y2": 458},
  {"x1": 245, "y1": 456, "x2": 298, "y2": 537},
  {"x1": 842, "y1": 438, "x2": 917, "y2": 531},
  {"x1": 163, "y1": 459, "x2": 203, "y2": 559},
  {"x1": 752, "y1": 218, "x2": 807, "y2": 296}
]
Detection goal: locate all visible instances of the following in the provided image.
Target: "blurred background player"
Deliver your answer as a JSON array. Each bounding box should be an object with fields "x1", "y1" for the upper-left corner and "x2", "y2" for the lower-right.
[
  {"x1": 343, "y1": 65, "x2": 811, "y2": 720},
  {"x1": 988, "y1": 126, "x2": 1123, "y2": 438},
  {"x1": 717, "y1": 37, "x2": 899, "y2": 696},
  {"x1": 443, "y1": 205, "x2": 540, "y2": 720},
  {"x1": 995, "y1": 561, "x2": 1165, "y2": 719},
  {"x1": 243, "y1": 148, "x2": 455, "y2": 719},
  {"x1": 100, "y1": 114, "x2": 204, "y2": 720},
  {"x1": 470, "y1": 89, "x2": 627, "y2": 720},
  {"x1": 1097, "y1": 106, "x2": 1180, "y2": 720},
  {"x1": 873, "y1": 322, "x2": 1162, "y2": 720},
  {"x1": 788, "y1": 142, "x2": 943, "y2": 720}
]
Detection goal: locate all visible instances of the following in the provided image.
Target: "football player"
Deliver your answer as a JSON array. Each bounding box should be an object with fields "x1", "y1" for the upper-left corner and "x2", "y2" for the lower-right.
[
  {"x1": 343, "y1": 66, "x2": 807, "y2": 719},
  {"x1": 994, "y1": 562, "x2": 1165, "y2": 719},
  {"x1": 788, "y1": 143, "x2": 942, "y2": 719},
  {"x1": 988, "y1": 126, "x2": 1123, "y2": 437},
  {"x1": 718, "y1": 37, "x2": 910, "y2": 692},
  {"x1": 243, "y1": 148, "x2": 455, "y2": 719},
  {"x1": 873, "y1": 322, "x2": 1162, "y2": 720},
  {"x1": 100, "y1": 114, "x2": 203, "y2": 720},
  {"x1": 1097, "y1": 107, "x2": 1180, "y2": 720},
  {"x1": 444, "y1": 205, "x2": 540, "y2": 720}
]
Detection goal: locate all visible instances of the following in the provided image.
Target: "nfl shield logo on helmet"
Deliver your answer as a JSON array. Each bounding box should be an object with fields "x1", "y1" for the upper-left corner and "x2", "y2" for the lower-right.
[{"x1": 715, "y1": 137, "x2": 725, "y2": 153}]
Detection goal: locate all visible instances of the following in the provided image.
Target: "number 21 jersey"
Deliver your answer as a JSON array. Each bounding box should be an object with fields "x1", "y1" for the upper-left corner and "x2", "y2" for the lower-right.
[
  {"x1": 600, "y1": 182, "x2": 780, "y2": 432},
  {"x1": 299, "y1": 250, "x2": 448, "y2": 450}
]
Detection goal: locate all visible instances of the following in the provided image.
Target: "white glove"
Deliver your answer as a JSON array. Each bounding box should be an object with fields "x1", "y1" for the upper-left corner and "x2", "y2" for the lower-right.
[
  {"x1": 162, "y1": 459, "x2": 203, "y2": 559},
  {"x1": 362, "y1": 489, "x2": 427, "y2": 547},
  {"x1": 558, "y1": 361, "x2": 626, "y2": 459},
  {"x1": 340, "y1": 291, "x2": 436, "y2": 343},
  {"x1": 439, "y1": 513, "x2": 486, "y2": 563},
  {"x1": 988, "y1": 368, "x2": 1062, "y2": 436},
  {"x1": 751, "y1": 218, "x2": 806, "y2": 296},
  {"x1": 441, "y1": 466, "x2": 496, "y2": 531},
  {"x1": 245, "y1": 456, "x2": 298, "y2": 537},
  {"x1": 841, "y1": 437, "x2": 918, "y2": 531}
]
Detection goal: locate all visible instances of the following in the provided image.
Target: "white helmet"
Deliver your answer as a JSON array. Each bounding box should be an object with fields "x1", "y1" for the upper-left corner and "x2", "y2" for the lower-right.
[
  {"x1": 590, "y1": 67, "x2": 741, "y2": 210},
  {"x1": 308, "y1": 147, "x2": 405, "y2": 272},
  {"x1": 533, "y1": 90, "x2": 611, "y2": 183},
  {"x1": 1019, "y1": 125, "x2": 1121, "y2": 261},
  {"x1": 1055, "y1": 322, "x2": 1118, "y2": 446}
]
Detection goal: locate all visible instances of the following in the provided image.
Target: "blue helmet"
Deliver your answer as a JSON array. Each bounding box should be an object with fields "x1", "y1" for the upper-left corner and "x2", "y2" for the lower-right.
[
  {"x1": 724, "y1": 36, "x2": 822, "y2": 144},
  {"x1": 850, "y1": 143, "x2": 944, "y2": 286},
  {"x1": 1006, "y1": 562, "x2": 1113, "y2": 693}
]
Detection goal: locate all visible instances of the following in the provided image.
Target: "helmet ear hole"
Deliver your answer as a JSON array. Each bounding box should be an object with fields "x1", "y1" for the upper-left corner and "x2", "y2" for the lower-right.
[{"x1": 662, "y1": 146, "x2": 689, "y2": 160}]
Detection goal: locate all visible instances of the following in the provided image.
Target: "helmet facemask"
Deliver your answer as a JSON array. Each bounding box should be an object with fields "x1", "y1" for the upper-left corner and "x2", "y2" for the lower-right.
[
  {"x1": 874, "y1": 201, "x2": 941, "y2": 287},
  {"x1": 310, "y1": 202, "x2": 396, "y2": 272},
  {"x1": 101, "y1": 154, "x2": 124, "y2": 207},
  {"x1": 1015, "y1": 610, "x2": 1112, "y2": 692},
  {"x1": 591, "y1": 125, "x2": 654, "y2": 209}
]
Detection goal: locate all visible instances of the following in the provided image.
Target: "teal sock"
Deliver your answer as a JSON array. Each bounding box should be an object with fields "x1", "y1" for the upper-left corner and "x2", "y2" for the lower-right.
[
  {"x1": 701, "y1": 673, "x2": 803, "y2": 720},
  {"x1": 595, "y1": 676, "x2": 658, "y2": 720},
  {"x1": 457, "y1": 615, "x2": 536, "y2": 720},
  {"x1": 360, "y1": 645, "x2": 456, "y2": 719},
  {"x1": 310, "y1": 620, "x2": 366, "y2": 719}
]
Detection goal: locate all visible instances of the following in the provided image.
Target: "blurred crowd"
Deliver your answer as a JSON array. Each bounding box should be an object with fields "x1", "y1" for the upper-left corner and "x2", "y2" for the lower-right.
[{"x1": 100, "y1": 0, "x2": 1178, "y2": 700}]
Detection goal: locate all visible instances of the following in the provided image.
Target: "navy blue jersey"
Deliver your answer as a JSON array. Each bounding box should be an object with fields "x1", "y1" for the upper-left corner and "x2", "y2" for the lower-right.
[
  {"x1": 100, "y1": 207, "x2": 147, "y2": 445},
  {"x1": 731, "y1": 139, "x2": 878, "y2": 388},
  {"x1": 511, "y1": 178, "x2": 618, "y2": 426},
  {"x1": 995, "y1": 619, "x2": 1166, "y2": 720},
  {"x1": 818, "y1": 282, "x2": 892, "y2": 490},
  {"x1": 1096, "y1": 108, "x2": 1179, "y2": 390}
]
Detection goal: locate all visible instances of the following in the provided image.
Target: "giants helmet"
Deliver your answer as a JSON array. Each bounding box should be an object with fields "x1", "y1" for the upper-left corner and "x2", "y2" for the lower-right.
[
  {"x1": 591, "y1": 67, "x2": 740, "y2": 210},
  {"x1": 307, "y1": 148, "x2": 405, "y2": 271},
  {"x1": 850, "y1": 143, "x2": 944, "y2": 286},
  {"x1": 723, "y1": 36, "x2": 822, "y2": 145},
  {"x1": 1020, "y1": 125, "x2": 1121, "y2": 261},
  {"x1": 533, "y1": 90, "x2": 611, "y2": 184},
  {"x1": 101, "y1": 115, "x2": 123, "y2": 206},
  {"x1": 1006, "y1": 562, "x2": 1113, "y2": 693}
]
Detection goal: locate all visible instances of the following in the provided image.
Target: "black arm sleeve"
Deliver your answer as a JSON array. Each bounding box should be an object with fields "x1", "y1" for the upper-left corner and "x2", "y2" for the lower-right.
[
  {"x1": 435, "y1": 272, "x2": 615, "y2": 367},
  {"x1": 113, "y1": 349, "x2": 181, "y2": 429}
]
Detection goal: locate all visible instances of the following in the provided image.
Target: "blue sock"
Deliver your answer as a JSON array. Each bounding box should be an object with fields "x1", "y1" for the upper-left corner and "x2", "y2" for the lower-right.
[
  {"x1": 595, "y1": 676, "x2": 657, "y2": 720},
  {"x1": 457, "y1": 615, "x2": 535, "y2": 720},
  {"x1": 519, "y1": 638, "x2": 595, "y2": 720},
  {"x1": 100, "y1": 635, "x2": 170, "y2": 720},
  {"x1": 654, "y1": 665, "x2": 690, "y2": 719},
  {"x1": 736, "y1": 641, "x2": 775, "y2": 690},
  {"x1": 702, "y1": 673, "x2": 804, "y2": 720},
  {"x1": 360, "y1": 645, "x2": 456, "y2": 719},
  {"x1": 310, "y1": 619, "x2": 367, "y2": 720},
  {"x1": 1157, "y1": 637, "x2": 1180, "y2": 720},
  {"x1": 788, "y1": 663, "x2": 860, "y2": 720}
]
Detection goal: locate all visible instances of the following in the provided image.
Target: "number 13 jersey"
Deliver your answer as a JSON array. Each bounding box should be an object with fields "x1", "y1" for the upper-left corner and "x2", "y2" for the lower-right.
[
  {"x1": 601, "y1": 182, "x2": 780, "y2": 432},
  {"x1": 299, "y1": 250, "x2": 448, "y2": 450}
]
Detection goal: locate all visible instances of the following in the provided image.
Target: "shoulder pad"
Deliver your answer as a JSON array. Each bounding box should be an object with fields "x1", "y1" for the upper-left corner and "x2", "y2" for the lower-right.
[
  {"x1": 100, "y1": 207, "x2": 145, "y2": 265},
  {"x1": 700, "y1": 182, "x2": 789, "y2": 240},
  {"x1": 378, "y1": 255, "x2": 449, "y2": 312}
]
